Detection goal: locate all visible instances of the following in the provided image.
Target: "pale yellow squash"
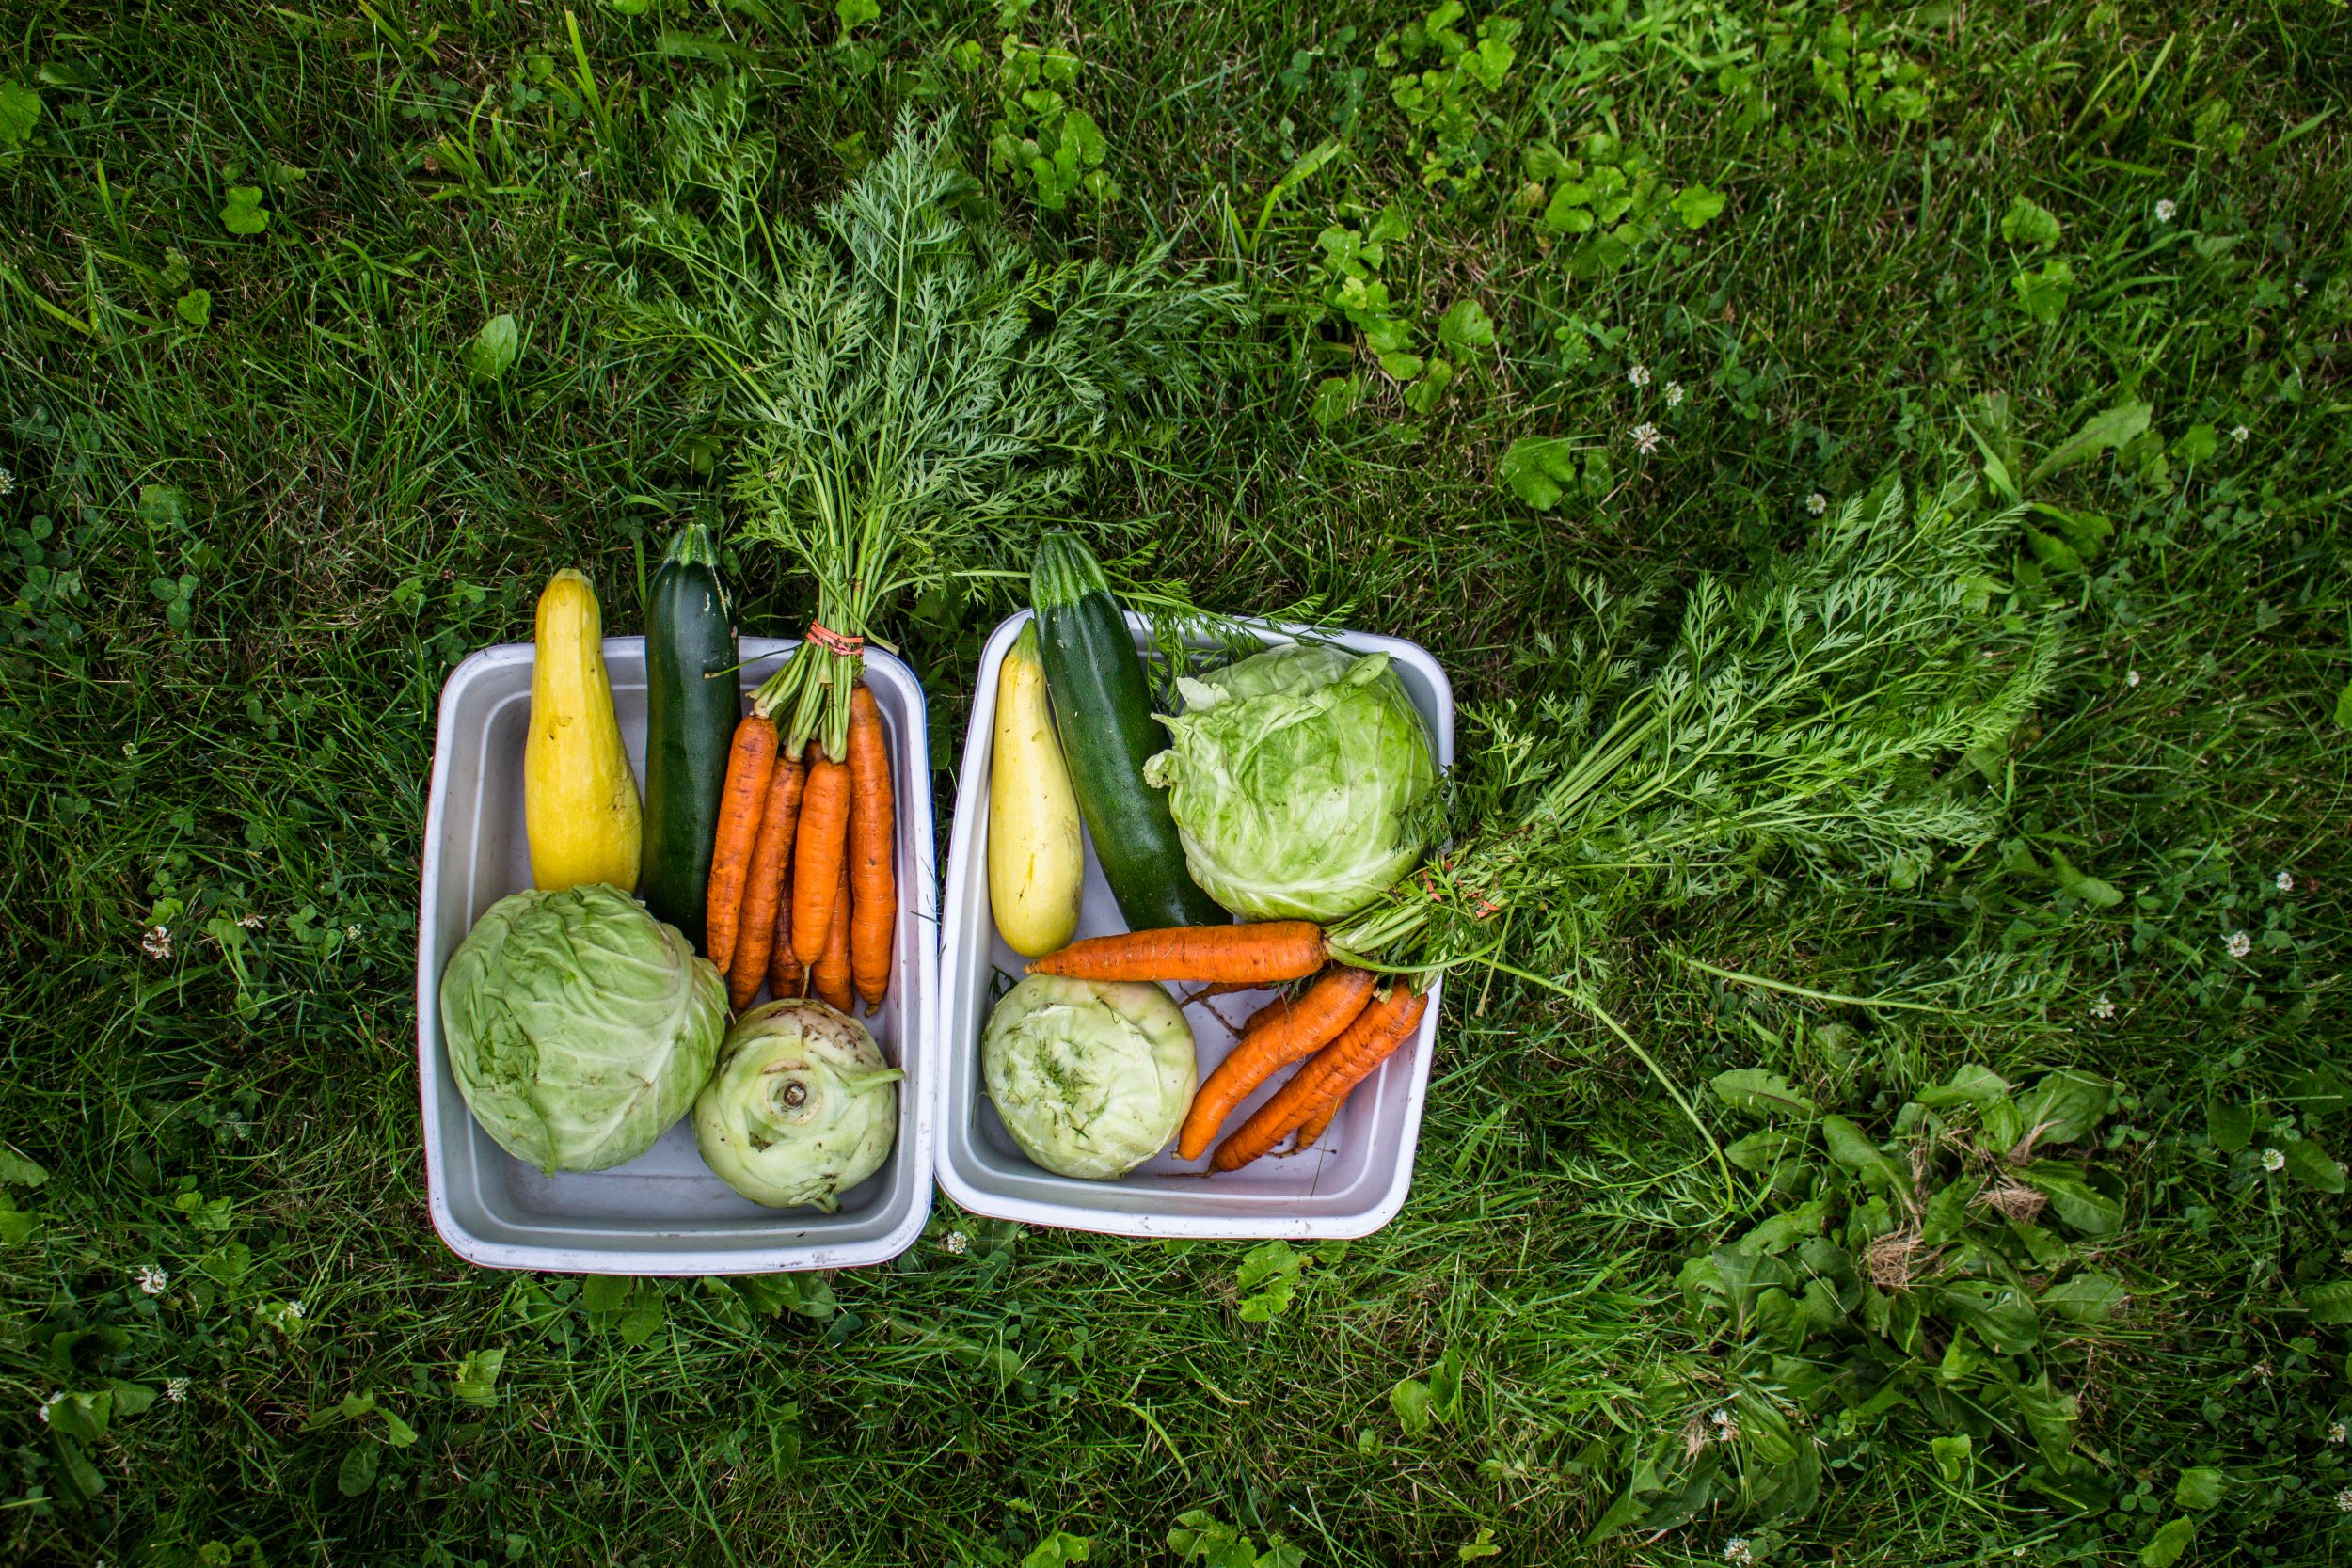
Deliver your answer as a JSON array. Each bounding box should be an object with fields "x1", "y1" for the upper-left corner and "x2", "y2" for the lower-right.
[
  {"x1": 989, "y1": 621, "x2": 1084, "y2": 956},
  {"x1": 525, "y1": 569, "x2": 643, "y2": 893}
]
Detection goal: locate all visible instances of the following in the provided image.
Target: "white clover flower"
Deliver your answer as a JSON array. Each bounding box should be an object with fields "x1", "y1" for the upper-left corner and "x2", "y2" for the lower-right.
[
  {"x1": 2126, "y1": 669, "x2": 2140, "y2": 688},
  {"x1": 1628, "y1": 363, "x2": 1652, "y2": 388},
  {"x1": 259, "y1": 1297, "x2": 307, "y2": 1335},
  {"x1": 238, "y1": 912, "x2": 264, "y2": 929},
  {"x1": 2251, "y1": 1359, "x2": 2273, "y2": 1383},
  {"x1": 142, "y1": 927, "x2": 173, "y2": 960},
  {"x1": 942, "y1": 1230, "x2": 969, "y2": 1255},
  {"x1": 2276, "y1": 871, "x2": 2294, "y2": 893},
  {"x1": 2154, "y1": 198, "x2": 2178, "y2": 223},
  {"x1": 2227, "y1": 930, "x2": 2253, "y2": 959},
  {"x1": 1805, "y1": 491, "x2": 1829, "y2": 515},
  {"x1": 0, "y1": 467, "x2": 14, "y2": 497},
  {"x1": 135, "y1": 1264, "x2": 168, "y2": 1296},
  {"x1": 2338, "y1": 1485, "x2": 2352, "y2": 1513},
  {"x1": 2231, "y1": 424, "x2": 2249, "y2": 445},
  {"x1": 1664, "y1": 381, "x2": 1685, "y2": 408},
  {"x1": 1724, "y1": 1539, "x2": 1754, "y2": 1565},
  {"x1": 166, "y1": 1377, "x2": 189, "y2": 1403},
  {"x1": 344, "y1": 924, "x2": 362, "y2": 941},
  {"x1": 2329, "y1": 1419, "x2": 2347, "y2": 1444},
  {"x1": 2091, "y1": 995, "x2": 2116, "y2": 1020},
  {"x1": 2262, "y1": 1148, "x2": 2286, "y2": 1172},
  {"x1": 1630, "y1": 422, "x2": 1663, "y2": 455}
]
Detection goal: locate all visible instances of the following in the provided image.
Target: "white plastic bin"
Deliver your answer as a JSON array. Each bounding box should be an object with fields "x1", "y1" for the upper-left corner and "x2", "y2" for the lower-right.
[
  {"x1": 416, "y1": 636, "x2": 936, "y2": 1274},
  {"x1": 935, "y1": 612, "x2": 1453, "y2": 1240}
]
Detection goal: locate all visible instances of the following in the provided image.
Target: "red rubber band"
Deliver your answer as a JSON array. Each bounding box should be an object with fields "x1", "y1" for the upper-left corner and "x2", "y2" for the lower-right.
[{"x1": 804, "y1": 622, "x2": 864, "y2": 657}]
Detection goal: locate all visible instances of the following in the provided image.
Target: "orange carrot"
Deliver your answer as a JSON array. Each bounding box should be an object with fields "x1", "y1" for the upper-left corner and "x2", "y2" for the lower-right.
[
  {"x1": 1290, "y1": 1092, "x2": 1344, "y2": 1151},
  {"x1": 705, "y1": 715, "x2": 778, "y2": 974},
  {"x1": 768, "y1": 856, "x2": 804, "y2": 999},
  {"x1": 791, "y1": 745, "x2": 851, "y2": 967},
  {"x1": 726, "y1": 749, "x2": 804, "y2": 1011},
  {"x1": 1177, "y1": 967, "x2": 1375, "y2": 1160},
  {"x1": 813, "y1": 855, "x2": 853, "y2": 1013},
  {"x1": 846, "y1": 684, "x2": 896, "y2": 1006},
  {"x1": 1030, "y1": 921, "x2": 1325, "y2": 985},
  {"x1": 1211, "y1": 986, "x2": 1429, "y2": 1173}
]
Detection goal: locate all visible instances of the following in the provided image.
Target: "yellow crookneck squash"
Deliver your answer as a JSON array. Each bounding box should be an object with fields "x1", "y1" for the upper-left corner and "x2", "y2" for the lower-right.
[
  {"x1": 525, "y1": 569, "x2": 643, "y2": 893},
  {"x1": 988, "y1": 620, "x2": 1084, "y2": 956}
]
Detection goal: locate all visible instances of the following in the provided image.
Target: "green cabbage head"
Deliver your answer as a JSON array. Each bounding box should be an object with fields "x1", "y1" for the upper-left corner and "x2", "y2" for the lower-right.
[
  {"x1": 1144, "y1": 643, "x2": 1437, "y2": 922},
  {"x1": 983, "y1": 974, "x2": 1196, "y2": 1179},
  {"x1": 695, "y1": 999, "x2": 902, "y2": 1211},
  {"x1": 440, "y1": 883, "x2": 726, "y2": 1173}
]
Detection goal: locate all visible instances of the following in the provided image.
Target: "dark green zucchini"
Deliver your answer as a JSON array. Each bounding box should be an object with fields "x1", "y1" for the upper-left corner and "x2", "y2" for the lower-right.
[
  {"x1": 641, "y1": 522, "x2": 739, "y2": 952},
  {"x1": 1030, "y1": 531, "x2": 1228, "y2": 931}
]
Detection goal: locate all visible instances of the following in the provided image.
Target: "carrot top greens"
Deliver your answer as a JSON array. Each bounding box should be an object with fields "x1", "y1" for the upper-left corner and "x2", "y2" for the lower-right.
[
  {"x1": 612, "y1": 87, "x2": 1247, "y2": 759},
  {"x1": 1329, "y1": 476, "x2": 2055, "y2": 979}
]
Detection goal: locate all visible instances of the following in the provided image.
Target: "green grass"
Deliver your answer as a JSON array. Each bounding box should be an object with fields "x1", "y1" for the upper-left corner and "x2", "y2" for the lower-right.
[{"x1": 3, "y1": 2, "x2": 2349, "y2": 1563}]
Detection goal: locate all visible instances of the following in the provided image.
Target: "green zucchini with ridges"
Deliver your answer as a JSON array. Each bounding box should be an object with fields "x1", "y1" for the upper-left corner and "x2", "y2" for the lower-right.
[
  {"x1": 641, "y1": 522, "x2": 739, "y2": 953},
  {"x1": 1030, "y1": 531, "x2": 1228, "y2": 931}
]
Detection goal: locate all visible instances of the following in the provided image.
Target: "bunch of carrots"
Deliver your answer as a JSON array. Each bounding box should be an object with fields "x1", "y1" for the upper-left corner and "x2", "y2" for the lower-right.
[
  {"x1": 707, "y1": 683, "x2": 897, "y2": 1016},
  {"x1": 1029, "y1": 920, "x2": 1426, "y2": 1174}
]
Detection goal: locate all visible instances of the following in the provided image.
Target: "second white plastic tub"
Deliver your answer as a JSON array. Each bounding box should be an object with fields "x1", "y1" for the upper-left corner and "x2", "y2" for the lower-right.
[{"x1": 935, "y1": 611, "x2": 1453, "y2": 1240}]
